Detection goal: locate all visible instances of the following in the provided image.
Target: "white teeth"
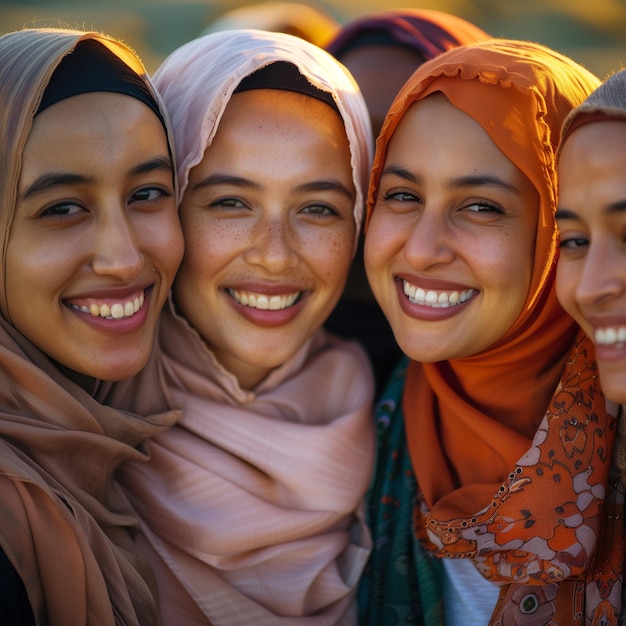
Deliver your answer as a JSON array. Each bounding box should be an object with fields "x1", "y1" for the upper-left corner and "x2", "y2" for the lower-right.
[
  {"x1": 595, "y1": 326, "x2": 626, "y2": 347},
  {"x1": 403, "y1": 280, "x2": 474, "y2": 308},
  {"x1": 110, "y1": 303, "x2": 124, "y2": 319},
  {"x1": 70, "y1": 292, "x2": 145, "y2": 320},
  {"x1": 229, "y1": 289, "x2": 300, "y2": 311}
]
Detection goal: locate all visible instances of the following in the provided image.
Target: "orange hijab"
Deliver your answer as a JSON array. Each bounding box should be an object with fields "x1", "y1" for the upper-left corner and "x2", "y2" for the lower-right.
[
  {"x1": 368, "y1": 37, "x2": 600, "y2": 515},
  {"x1": 368, "y1": 40, "x2": 625, "y2": 624}
]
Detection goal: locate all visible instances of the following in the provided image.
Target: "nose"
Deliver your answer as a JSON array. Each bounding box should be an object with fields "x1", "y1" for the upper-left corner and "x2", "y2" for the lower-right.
[
  {"x1": 244, "y1": 212, "x2": 299, "y2": 272},
  {"x1": 91, "y1": 206, "x2": 144, "y2": 280},
  {"x1": 402, "y1": 206, "x2": 454, "y2": 270},
  {"x1": 575, "y1": 238, "x2": 625, "y2": 307}
]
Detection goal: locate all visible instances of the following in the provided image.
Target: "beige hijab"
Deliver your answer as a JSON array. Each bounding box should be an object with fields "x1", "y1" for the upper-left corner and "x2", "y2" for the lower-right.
[
  {"x1": 118, "y1": 30, "x2": 375, "y2": 625},
  {"x1": 0, "y1": 28, "x2": 179, "y2": 626}
]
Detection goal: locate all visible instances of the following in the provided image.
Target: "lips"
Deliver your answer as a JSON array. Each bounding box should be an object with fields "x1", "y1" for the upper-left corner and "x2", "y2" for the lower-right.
[
  {"x1": 228, "y1": 288, "x2": 301, "y2": 311},
  {"x1": 402, "y1": 279, "x2": 475, "y2": 308},
  {"x1": 66, "y1": 289, "x2": 146, "y2": 320}
]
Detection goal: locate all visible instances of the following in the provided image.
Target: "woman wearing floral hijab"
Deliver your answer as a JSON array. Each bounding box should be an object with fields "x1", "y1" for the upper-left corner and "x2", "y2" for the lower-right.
[
  {"x1": 362, "y1": 39, "x2": 617, "y2": 624},
  {"x1": 0, "y1": 27, "x2": 184, "y2": 626},
  {"x1": 118, "y1": 29, "x2": 375, "y2": 625}
]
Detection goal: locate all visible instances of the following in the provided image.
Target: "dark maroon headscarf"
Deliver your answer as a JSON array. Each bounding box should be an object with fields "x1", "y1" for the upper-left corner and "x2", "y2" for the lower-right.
[{"x1": 326, "y1": 8, "x2": 489, "y2": 61}]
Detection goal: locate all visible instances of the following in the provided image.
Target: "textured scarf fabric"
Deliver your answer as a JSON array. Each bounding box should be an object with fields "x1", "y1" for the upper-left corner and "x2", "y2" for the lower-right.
[
  {"x1": 561, "y1": 68, "x2": 626, "y2": 141},
  {"x1": 117, "y1": 30, "x2": 375, "y2": 625},
  {"x1": 326, "y1": 8, "x2": 489, "y2": 61},
  {"x1": 121, "y1": 305, "x2": 375, "y2": 625},
  {"x1": 0, "y1": 28, "x2": 179, "y2": 626},
  {"x1": 368, "y1": 40, "x2": 624, "y2": 623}
]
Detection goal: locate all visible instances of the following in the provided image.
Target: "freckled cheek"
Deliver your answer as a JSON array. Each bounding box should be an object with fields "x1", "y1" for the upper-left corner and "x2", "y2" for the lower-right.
[
  {"x1": 308, "y1": 230, "x2": 353, "y2": 284},
  {"x1": 181, "y1": 219, "x2": 249, "y2": 272}
]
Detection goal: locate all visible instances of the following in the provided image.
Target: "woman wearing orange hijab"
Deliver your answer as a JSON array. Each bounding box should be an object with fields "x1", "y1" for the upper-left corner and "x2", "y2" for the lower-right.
[{"x1": 361, "y1": 40, "x2": 622, "y2": 624}]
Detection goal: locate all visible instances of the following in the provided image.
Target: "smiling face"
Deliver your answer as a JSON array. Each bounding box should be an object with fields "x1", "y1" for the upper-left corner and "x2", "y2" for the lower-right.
[
  {"x1": 174, "y1": 89, "x2": 356, "y2": 389},
  {"x1": 556, "y1": 120, "x2": 626, "y2": 403},
  {"x1": 6, "y1": 92, "x2": 184, "y2": 385},
  {"x1": 364, "y1": 93, "x2": 539, "y2": 362}
]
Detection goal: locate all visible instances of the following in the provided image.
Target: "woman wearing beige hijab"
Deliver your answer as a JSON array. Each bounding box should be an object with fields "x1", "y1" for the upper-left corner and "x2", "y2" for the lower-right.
[
  {"x1": 118, "y1": 29, "x2": 375, "y2": 625},
  {"x1": 557, "y1": 69, "x2": 626, "y2": 407},
  {"x1": 0, "y1": 27, "x2": 184, "y2": 626},
  {"x1": 556, "y1": 69, "x2": 626, "y2": 504}
]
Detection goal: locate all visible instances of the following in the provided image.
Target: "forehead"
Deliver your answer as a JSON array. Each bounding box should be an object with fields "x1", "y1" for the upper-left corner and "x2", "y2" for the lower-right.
[
  {"x1": 388, "y1": 93, "x2": 498, "y2": 159},
  {"x1": 211, "y1": 89, "x2": 349, "y2": 156},
  {"x1": 223, "y1": 88, "x2": 340, "y2": 124},
  {"x1": 26, "y1": 91, "x2": 163, "y2": 145},
  {"x1": 559, "y1": 121, "x2": 626, "y2": 213},
  {"x1": 20, "y1": 92, "x2": 168, "y2": 189},
  {"x1": 560, "y1": 120, "x2": 626, "y2": 168}
]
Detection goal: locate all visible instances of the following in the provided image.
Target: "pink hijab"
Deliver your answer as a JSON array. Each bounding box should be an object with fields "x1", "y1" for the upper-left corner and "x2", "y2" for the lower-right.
[{"x1": 118, "y1": 30, "x2": 375, "y2": 625}]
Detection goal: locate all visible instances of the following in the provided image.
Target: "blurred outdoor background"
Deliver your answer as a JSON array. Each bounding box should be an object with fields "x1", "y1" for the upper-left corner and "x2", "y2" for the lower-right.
[{"x1": 0, "y1": 0, "x2": 624, "y2": 78}]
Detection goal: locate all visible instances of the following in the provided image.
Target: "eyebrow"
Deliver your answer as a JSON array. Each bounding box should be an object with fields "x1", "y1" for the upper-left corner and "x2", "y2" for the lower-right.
[
  {"x1": 192, "y1": 173, "x2": 354, "y2": 200},
  {"x1": 191, "y1": 173, "x2": 262, "y2": 192},
  {"x1": 380, "y1": 165, "x2": 523, "y2": 194},
  {"x1": 295, "y1": 179, "x2": 354, "y2": 201},
  {"x1": 556, "y1": 200, "x2": 626, "y2": 220},
  {"x1": 19, "y1": 156, "x2": 172, "y2": 202},
  {"x1": 130, "y1": 155, "x2": 173, "y2": 177},
  {"x1": 20, "y1": 173, "x2": 91, "y2": 201}
]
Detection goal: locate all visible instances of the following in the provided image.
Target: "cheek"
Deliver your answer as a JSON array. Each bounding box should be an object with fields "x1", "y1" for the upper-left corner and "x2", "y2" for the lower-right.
[
  {"x1": 179, "y1": 216, "x2": 244, "y2": 274},
  {"x1": 144, "y1": 213, "x2": 185, "y2": 274},
  {"x1": 6, "y1": 235, "x2": 71, "y2": 303},
  {"x1": 555, "y1": 259, "x2": 578, "y2": 313},
  {"x1": 364, "y1": 214, "x2": 404, "y2": 277},
  {"x1": 311, "y1": 228, "x2": 354, "y2": 287},
  {"x1": 488, "y1": 223, "x2": 535, "y2": 293}
]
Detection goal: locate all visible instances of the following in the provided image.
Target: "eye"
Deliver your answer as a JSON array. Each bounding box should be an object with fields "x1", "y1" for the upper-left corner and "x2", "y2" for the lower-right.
[
  {"x1": 39, "y1": 201, "x2": 85, "y2": 218},
  {"x1": 382, "y1": 190, "x2": 421, "y2": 203},
  {"x1": 558, "y1": 235, "x2": 588, "y2": 250},
  {"x1": 209, "y1": 197, "x2": 248, "y2": 210},
  {"x1": 462, "y1": 201, "x2": 503, "y2": 214},
  {"x1": 300, "y1": 203, "x2": 339, "y2": 217},
  {"x1": 130, "y1": 186, "x2": 171, "y2": 203}
]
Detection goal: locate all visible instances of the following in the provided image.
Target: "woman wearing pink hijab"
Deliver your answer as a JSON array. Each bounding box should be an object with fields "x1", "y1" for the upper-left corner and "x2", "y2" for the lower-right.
[{"x1": 116, "y1": 29, "x2": 375, "y2": 625}]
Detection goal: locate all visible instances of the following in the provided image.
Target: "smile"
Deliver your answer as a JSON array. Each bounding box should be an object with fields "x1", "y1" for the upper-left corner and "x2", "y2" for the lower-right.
[
  {"x1": 595, "y1": 326, "x2": 626, "y2": 348},
  {"x1": 229, "y1": 289, "x2": 301, "y2": 311},
  {"x1": 68, "y1": 291, "x2": 145, "y2": 320},
  {"x1": 403, "y1": 280, "x2": 475, "y2": 307}
]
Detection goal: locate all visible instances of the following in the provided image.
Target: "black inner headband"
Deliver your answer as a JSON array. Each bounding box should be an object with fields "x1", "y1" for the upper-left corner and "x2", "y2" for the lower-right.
[
  {"x1": 37, "y1": 39, "x2": 164, "y2": 124},
  {"x1": 233, "y1": 61, "x2": 339, "y2": 114}
]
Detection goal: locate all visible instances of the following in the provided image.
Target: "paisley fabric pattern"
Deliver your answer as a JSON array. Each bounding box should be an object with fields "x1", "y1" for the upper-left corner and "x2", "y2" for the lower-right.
[
  {"x1": 359, "y1": 337, "x2": 626, "y2": 624},
  {"x1": 413, "y1": 333, "x2": 625, "y2": 624}
]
